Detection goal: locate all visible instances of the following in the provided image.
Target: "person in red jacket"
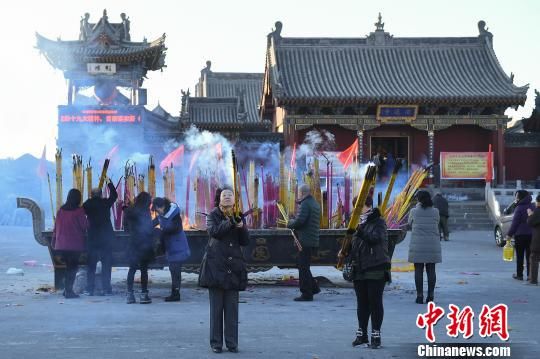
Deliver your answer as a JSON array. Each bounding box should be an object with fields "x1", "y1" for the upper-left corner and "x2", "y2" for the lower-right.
[{"x1": 52, "y1": 189, "x2": 88, "y2": 298}]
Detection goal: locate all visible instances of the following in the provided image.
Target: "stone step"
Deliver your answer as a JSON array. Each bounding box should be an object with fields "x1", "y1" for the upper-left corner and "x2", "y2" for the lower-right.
[
  {"x1": 449, "y1": 224, "x2": 493, "y2": 231},
  {"x1": 449, "y1": 214, "x2": 491, "y2": 220}
]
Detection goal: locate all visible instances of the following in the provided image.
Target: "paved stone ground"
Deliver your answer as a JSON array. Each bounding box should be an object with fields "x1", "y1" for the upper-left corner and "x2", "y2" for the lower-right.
[{"x1": 1, "y1": 226, "x2": 539, "y2": 358}]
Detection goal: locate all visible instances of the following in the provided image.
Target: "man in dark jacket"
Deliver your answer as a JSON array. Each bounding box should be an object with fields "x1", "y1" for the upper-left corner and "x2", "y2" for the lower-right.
[
  {"x1": 433, "y1": 192, "x2": 450, "y2": 241},
  {"x1": 83, "y1": 179, "x2": 118, "y2": 295},
  {"x1": 287, "y1": 184, "x2": 321, "y2": 301},
  {"x1": 526, "y1": 194, "x2": 540, "y2": 285}
]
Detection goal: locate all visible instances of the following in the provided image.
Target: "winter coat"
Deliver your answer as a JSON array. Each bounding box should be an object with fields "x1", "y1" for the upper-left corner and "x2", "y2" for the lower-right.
[
  {"x1": 351, "y1": 209, "x2": 390, "y2": 274},
  {"x1": 507, "y1": 195, "x2": 535, "y2": 237},
  {"x1": 52, "y1": 207, "x2": 88, "y2": 252},
  {"x1": 408, "y1": 204, "x2": 442, "y2": 263},
  {"x1": 124, "y1": 206, "x2": 155, "y2": 263},
  {"x1": 527, "y1": 207, "x2": 540, "y2": 253},
  {"x1": 287, "y1": 195, "x2": 320, "y2": 247},
  {"x1": 201, "y1": 207, "x2": 250, "y2": 291},
  {"x1": 156, "y1": 203, "x2": 191, "y2": 263},
  {"x1": 433, "y1": 194, "x2": 449, "y2": 217},
  {"x1": 82, "y1": 182, "x2": 118, "y2": 248}
]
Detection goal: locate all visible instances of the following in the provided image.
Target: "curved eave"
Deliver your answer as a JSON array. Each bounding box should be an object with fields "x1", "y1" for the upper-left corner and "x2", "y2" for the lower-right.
[{"x1": 35, "y1": 32, "x2": 167, "y2": 71}]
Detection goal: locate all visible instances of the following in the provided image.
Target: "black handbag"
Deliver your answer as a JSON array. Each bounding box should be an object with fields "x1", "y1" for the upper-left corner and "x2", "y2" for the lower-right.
[{"x1": 198, "y1": 238, "x2": 216, "y2": 288}]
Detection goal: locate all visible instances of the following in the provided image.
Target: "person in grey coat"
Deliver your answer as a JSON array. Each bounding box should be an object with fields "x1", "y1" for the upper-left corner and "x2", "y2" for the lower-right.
[{"x1": 408, "y1": 190, "x2": 442, "y2": 304}]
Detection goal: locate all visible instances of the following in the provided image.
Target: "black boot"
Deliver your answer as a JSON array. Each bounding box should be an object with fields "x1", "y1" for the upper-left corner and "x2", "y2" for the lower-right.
[
  {"x1": 426, "y1": 295, "x2": 434, "y2": 303},
  {"x1": 164, "y1": 288, "x2": 180, "y2": 302},
  {"x1": 140, "y1": 291, "x2": 152, "y2": 304},
  {"x1": 352, "y1": 328, "x2": 369, "y2": 346},
  {"x1": 126, "y1": 291, "x2": 136, "y2": 304},
  {"x1": 370, "y1": 330, "x2": 381, "y2": 349},
  {"x1": 415, "y1": 295, "x2": 424, "y2": 304}
]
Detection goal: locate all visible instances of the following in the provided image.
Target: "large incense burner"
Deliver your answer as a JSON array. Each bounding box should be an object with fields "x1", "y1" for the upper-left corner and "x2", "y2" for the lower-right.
[{"x1": 17, "y1": 198, "x2": 405, "y2": 289}]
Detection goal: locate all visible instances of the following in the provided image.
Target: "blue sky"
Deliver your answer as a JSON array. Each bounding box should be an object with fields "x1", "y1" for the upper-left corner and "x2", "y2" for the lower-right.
[{"x1": 0, "y1": 0, "x2": 538, "y2": 160}]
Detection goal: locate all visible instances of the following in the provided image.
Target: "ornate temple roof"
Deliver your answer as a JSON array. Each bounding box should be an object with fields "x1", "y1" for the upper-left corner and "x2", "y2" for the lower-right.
[
  {"x1": 263, "y1": 18, "x2": 528, "y2": 107},
  {"x1": 195, "y1": 61, "x2": 264, "y2": 124},
  {"x1": 36, "y1": 10, "x2": 166, "y2": 73}
]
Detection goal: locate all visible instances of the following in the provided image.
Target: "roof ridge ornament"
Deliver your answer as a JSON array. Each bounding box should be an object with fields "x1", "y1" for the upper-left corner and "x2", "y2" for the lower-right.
[
  {"x1": 268, "y1": 21, "x2": 282, "y2": 43},
  {"x1": 478, "y1": 20, "x2": 493, "y2": 46},
  {"x1": 375, "y1": 12, "x2": 384, "y2": 31},
  {"x1": 367, "y1": 13, "x2": 393, "y2": 46}
]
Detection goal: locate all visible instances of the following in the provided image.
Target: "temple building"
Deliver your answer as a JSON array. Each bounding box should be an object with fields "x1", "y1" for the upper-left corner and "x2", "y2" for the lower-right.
[
  {"x1": 260, "y1": 17, "x2": 529, "y2": 184},
  {"x1": 36, "y1": 10, "x2": 168, "y2": 155},
  {"x1": 37, "y1": 11, "x2": 538, "y2": 183},
  {"x1": 178, "y1": 61, "x2": 275, "y2": 142}
]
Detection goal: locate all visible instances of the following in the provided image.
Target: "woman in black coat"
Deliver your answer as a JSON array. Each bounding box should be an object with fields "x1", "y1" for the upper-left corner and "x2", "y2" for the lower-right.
[
  {"x1": 350, "y1": 207, "x2": 390, "y2": 349},
  {"x1": 124, "y1": 192, "x2": 155, "y2": 304},
  {"x1": 199, "y1": 187, "x2": 249, "y2": 354}
]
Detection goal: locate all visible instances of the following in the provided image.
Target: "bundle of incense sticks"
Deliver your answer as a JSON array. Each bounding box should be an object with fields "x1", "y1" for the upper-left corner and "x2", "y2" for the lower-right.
[
  {"x1": 148, "y1": 156, "x2": 156, "y2": 198},
  {"x1": 279, "y1": 154, "x2": 287, "y2": 216},
  {"x1": 113, "y1": 180, "x2": 123, "y2": 230},
  {"x1": 384, "y1": 166, "x2": 430, "y2": 229},
  {"x1": 124, "y1": 162, "x2": 136, "y2": 205},
  {"x1": 169, "y1": 163, "x2": 176, "y2": 202},
  {"x1": 97, "y1": 158, "x2": 110, "y2": 190},
  {"x1": 138, "y1": 174, "x2": 145, "y2": 193},
  {"x1": 55, "y1": 148, "x2": 62, "y2": 212},
  {"x1": 85, "y1": 159, "x2": 92, "y2": 200},
  {"x1": 72, "y1": 155, "x2": 84, "y2": 197},
  {"x1": 344, "y1": 173, "x2": 351, "y2": 220},
  {"x1": 261, "y1": 164, "x2": 278, "y2": 228},
  {"x1": 194, "y1": 171, "x2": 209, "y2": 229},
  {"x1": 164, "y1": 167, "x2": 170, "y2": 199}
]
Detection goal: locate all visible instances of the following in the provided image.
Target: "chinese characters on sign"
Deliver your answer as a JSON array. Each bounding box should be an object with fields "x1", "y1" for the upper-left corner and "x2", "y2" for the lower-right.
[
  {"x1": 377, "y1": 105, "x2": 418, "y2": 123},
  {"x1": 417, "y1": 303, "x2": 509, "y2": 343},
  {"x1": 440, "y1": 152, "x2": 493, "y2": 180},
  {"x1": 58, "y1": 107, "x2": 142, "y2": 124},
  {"x1": 87, "y1": 63, "x2": 117, "y2": 75}
]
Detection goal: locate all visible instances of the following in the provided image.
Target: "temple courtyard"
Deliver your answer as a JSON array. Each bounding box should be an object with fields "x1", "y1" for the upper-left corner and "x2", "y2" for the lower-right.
[{"x1": 1, "y1": 226, "x2": 539, "y2": 358}]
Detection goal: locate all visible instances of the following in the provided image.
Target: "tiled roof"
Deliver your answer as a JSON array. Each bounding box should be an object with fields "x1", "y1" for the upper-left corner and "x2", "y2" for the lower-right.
[
  {"x1": 36, "y1": 33, "x2": 166, "y2": 70},
  {"x1": 265, "y1": 23, "x2": 528, "y2": 107},
  {"x1": 180, "y1": 97, "x2": 271, "y2": 130},
  {"x1": 196, "y1": 67, "x2": 263, "y2": 124},
  {"x1": 187, "y1": 97, "x2": 239, "y2": 125}
]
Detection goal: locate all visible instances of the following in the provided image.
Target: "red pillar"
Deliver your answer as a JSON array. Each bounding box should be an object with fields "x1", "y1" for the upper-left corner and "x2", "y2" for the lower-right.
[{"x1": 495, "y1": 127, "x2": 505, "y2": 185}]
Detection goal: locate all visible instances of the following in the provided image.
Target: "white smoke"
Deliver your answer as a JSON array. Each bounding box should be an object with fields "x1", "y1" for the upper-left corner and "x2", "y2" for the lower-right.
[{"x1": 297, "y1": 129, "x2": 336, "y2": 159}]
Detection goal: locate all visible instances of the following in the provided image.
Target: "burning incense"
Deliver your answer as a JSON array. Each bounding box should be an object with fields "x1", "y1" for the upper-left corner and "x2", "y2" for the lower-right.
[
  {"x1": 97, "y1": 159, "x2": 110, "y2": 190},
  {"x1": 148, "y1": 156, "x2": 156, "y2": 198},
  {"x1": 55, "y1": 148, "x2": 62, "y2": 212},
  {"x1": 163, "y1": 167, "x2": 170, "y2": 199},
  {"x1": 85, "y1": 159, "x2": 92, "y2": 200},
  {"x1": 170, "y1": 163, "x2": 176, "y2": 202},
  {"x1": 380, "y1": 159, "x2": 403, "y2": 213},
  {"x1": 337, "y1": 165, "x2": 376, "y2": 269},
  {"x1": 47, "y1": 173, "x2": 55, "y2": 223},
  {"x1": 138, "y1": 174, "x2": 145, "y2": 193}
]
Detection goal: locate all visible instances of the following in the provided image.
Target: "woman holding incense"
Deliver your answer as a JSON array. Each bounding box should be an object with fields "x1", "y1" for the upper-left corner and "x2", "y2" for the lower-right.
[{"x1": 199, "y1": 187, "x2": 250, "y2": 353}]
